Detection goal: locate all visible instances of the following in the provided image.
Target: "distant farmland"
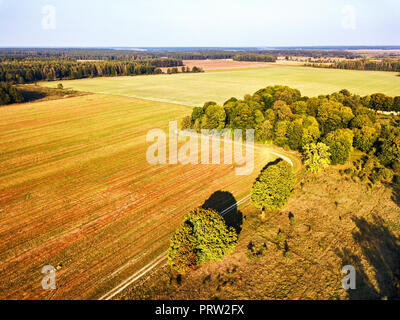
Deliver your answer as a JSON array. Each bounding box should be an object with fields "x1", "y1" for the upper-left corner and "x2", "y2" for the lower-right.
[
  {"x1": 42, "y1": 66, "x2": 400, "y2": 106},
  {"x1": 0, "y1": 94, "x2": 283, "y2": 299}
]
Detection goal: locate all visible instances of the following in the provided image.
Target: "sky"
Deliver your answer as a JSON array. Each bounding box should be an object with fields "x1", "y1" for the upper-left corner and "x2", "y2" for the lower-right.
[{"x1": 0, "y1": 0, "x2": 399, "y2": 47}]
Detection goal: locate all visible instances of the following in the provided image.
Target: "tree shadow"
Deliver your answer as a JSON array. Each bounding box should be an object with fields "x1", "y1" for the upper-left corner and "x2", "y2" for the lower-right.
[
  {"x1": 201, "y1": 191, "x2": 243, "y2": 234},
  {"x1": 19, "y1": 89, "x2": 46, "y2": 102},
  {"x1": 261, "y1": 158, "x2": 283, "y2": 172},
  {"x1": 336, "y1": 215, "x2": 400, "y2": 300},
  {"x1": 335, "y1": 247, "x2": 380, "y2": 300}
]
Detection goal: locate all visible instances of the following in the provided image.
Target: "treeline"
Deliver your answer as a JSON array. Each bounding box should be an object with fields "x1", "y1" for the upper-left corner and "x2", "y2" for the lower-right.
[
  {"x1": 233, "y1": 54, "x2": 276, "y2": 62},
  {"x1": 182, "y1": 85, "x2": 400, "y2": 172},
  {"x1": 0, "y1": 82, "x2": 24, "y2": 106},
  {"x1": 309, "y1": 59, "x2": 400, "y2": 72},
  {"x1": 161, "y1": 50, "x2": 356, "y2": 60},
  {"x1": 0, "y1": 48, "x2": 358, "y2": 63},
  {"x1": 166, "y1": 66, "x2": 204, "y2": 74},
  {"x1": 0, "y1": 48, "x2": 153, "y2": 61},
  {"x1": 163, "y1": 51, "x2": 236, "y2": 60},
  {"x1": 0, "y1": 58, "x2": 183, "y2": 84},
  {"x1": 255, "y1": 49, "x2": 357, "y2": 59}
]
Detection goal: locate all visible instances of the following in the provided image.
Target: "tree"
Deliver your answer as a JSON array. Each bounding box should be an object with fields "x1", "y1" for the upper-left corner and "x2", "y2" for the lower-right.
[
  {"x1": 0, "y1": 82, "x2": 24, "y2": 106},
  {"x1": 369, "y1": 93, "x2": 394, "y2": 111},
  {"x1": 202, "y1": 104, "x2": 226, "y2": 130},
  {"x1": 376, "y1": 125, "x2": 400, "y2": 167},
  {"x1": 316, "y1": 101, "x2": 354, "y2": 135},
  {"x1": 273, "y1": 120, "x2": 290, "y2": 147},
  {"x1": 290, "y1": 101, "x2": 307, "y2": 115},
  {"x1": 287, "y1": 116, "x2": 320, "y2": 151},
  {"x1": 255, "y1": 120, "x2": 274, "y2": 143},
  {"x1": 393, "y1": 97, "x2": 400, "y2": 112},
  {"x1": 303, "y1": 143, "x2": 331, "y2": 173},
  {"x1": 251, "y1": 160, "x2": 296, "y2": 218},
  {"x1": 273, "y1": 100, "x2": 293, "y2": 121},
  {"x1": 202, "y1": 101, "x2": 217, "y2": 112},
  {"x1": 231, "y1": 103, "x2": 256, "y2": 130},
  {"x1": 191, "y1": 107, "x2": 203, "y2": 122},
  {"x1": 168, "y1": 208, "x2": 237, "y2": 274},
  {"x1": 323, "y1": 129, "x2": 354, "y2": 165},
  {"x1": 350, "y1": 114, "x2": 374, "y2": 129},
  {"x1": 181, "y1": 116, "x2": 192, "y2": 130},
  {"x1": 353, "y1": 126, "x2": 379, "y2": 153}
]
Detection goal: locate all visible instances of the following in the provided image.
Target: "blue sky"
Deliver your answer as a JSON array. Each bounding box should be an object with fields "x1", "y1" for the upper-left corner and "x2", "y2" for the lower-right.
[{"x1": 0, "y1": 0, "x2": 399, "y2": 47}]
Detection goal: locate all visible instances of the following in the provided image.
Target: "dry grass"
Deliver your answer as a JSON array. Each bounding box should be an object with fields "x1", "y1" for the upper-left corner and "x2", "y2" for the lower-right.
[
  {"x1": 119, "y1": 166, "x2": 400, "y2": 300},
  {"x1": 0, "y1": 94, "x2": 286, "y2": 299}
]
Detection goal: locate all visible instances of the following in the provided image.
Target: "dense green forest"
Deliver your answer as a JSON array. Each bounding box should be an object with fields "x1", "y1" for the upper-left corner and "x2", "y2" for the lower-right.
[
  {"x1": 309, "y1": 59, "x2": 400, "y2": 72},
  {"x1": 182, "y1": 85, "x2": 400, "y2": 182},
  {"x1": 233, "y1": 54, "x2": 276, "y2": 62},
  {"x1": 0, "y1": 58, "x2": 183, "y2": 84},
  {"x1": 0, "y1": 82, "x2": 24, "y2": 105}
]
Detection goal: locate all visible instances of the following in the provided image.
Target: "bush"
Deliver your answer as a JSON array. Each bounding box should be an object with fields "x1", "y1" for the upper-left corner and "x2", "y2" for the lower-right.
[{"x1": 246, "y1": 241, "x2": 267, "y2": 259}]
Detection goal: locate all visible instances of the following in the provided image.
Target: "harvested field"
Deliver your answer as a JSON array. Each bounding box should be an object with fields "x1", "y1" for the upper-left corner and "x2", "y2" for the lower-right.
[
  {"x1": 181, "y1": 59, "x2": 277, "y2": 71},
  {"x1": 0, "y1": 94, "x2": 285, "y2": 299}
]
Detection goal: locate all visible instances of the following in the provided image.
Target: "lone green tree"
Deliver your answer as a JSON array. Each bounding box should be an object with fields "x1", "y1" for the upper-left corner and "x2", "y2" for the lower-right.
[
  {"x1": 322, "y1": 128, "x2": 354, "y2": 165},
  {"x1": 303, "y1": 142, "x2": 331, "y2": 173},
  {"x1": 169, "y1": 208, "x2": 237, "y2": 274},
  {"x1": 251, "y1": 160, "x2": 296, "y2": 219}
]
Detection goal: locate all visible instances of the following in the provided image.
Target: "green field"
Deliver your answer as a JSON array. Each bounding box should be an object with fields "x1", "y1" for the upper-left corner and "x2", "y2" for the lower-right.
[{"x1": 42, "y1": 66, "x2": 400, "y2": 106}]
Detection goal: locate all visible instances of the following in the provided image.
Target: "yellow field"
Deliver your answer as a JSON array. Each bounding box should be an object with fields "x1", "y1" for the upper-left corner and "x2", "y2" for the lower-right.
[{"x1": 0, "y1": 94, "x2": 285, "y2": 299}]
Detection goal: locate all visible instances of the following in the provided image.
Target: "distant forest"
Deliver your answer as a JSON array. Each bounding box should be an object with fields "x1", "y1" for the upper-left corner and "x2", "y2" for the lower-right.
[
  {"x1": 0, "y1": 53, "x2": 184, "y2": 83},
  {"x1": 309, "y1": 59, "x2": 400, "y2": 73},
  {"x1": 233, "y1": 54, "x2": 276, "y2": 62},
  {"x1": 0, "y1": 48, "x2": 358, "y2": 61}
]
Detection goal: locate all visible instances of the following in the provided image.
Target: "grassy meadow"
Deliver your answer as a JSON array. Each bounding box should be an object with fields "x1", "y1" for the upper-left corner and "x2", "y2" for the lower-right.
[
  {"x1": 0, "y1": 94, "x2": 285, "y2": 299},
  {"x1": 120, "y1": 166, "x2": 400, "y2": 300},
  {"x1": 42, "y1": 66, "x2": 400, "y2": 106}
]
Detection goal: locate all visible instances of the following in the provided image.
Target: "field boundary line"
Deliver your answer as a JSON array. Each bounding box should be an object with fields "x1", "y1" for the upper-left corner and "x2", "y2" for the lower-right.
[{"x1": 99, "y1": 252, "x2": 168, "y2": 300}]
